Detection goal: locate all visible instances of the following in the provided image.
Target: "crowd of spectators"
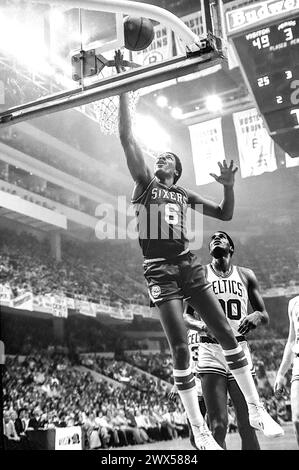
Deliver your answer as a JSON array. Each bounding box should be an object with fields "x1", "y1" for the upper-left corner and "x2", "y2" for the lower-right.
[
  {"x1": 1, "y1": 311, "x2": 142, "y2": 357},
  {"x1": 250, "y1": 340, "x2": 287, "y2": 372},
  {"x1": 0, "y1": 227, "x2": 147, "y2": 305},
  {"x1": 3, "y1": 348, "x2": 188, "y2": 450},
  {"x1": 80, "y1": 355, "x2": 170, "y2": 393},
  {"x1": 3, "y1": 336, "x2": 294, "y2": 450},
  {"x1": 123, "y1": 339, "x2": 292, "y2": 386},
  {"x1": 0, "y1": 209, "x2": 297, "y2": 339},
  {"x1": 1, "y1": 223, "x2": 299, "y2": 322},
  {"x1": 123, "y1": 351, "x2": 173, "y2": 382},
  {"x1": 0, "y1": 153, "x2": 98, "y2": 215}
]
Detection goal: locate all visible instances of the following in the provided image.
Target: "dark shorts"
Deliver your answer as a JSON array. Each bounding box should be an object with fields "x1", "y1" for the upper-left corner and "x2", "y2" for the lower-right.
[{"x1": 143, "y1": 251, "x2": 211, "y2": 307}]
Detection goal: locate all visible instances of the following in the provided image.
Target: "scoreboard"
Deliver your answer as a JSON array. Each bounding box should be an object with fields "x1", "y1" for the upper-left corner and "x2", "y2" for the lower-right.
[
  {"x1": 226, "y1": 0, "x2": 299, "y2": 157},
  {"x1": 233, "y1": 17, "x2": 299, "y2": 131}
]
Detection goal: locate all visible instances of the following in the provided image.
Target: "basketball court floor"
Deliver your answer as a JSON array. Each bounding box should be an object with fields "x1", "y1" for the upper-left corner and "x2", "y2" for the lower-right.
[{"x1": 113, "y1": 423, "x2": 298, "y2": 451}]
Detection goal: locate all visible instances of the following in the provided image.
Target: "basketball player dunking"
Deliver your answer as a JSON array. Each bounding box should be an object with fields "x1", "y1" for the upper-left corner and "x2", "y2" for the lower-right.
[
  {"x1": 185, "y1": 232, "x2": 283, "y2": 448},
  {"x1": 274, "y1": 294, "x2": 299, "y2": 447},
  {"x1": 116, "y1": 50, "x2": 283, "y2": 449}
]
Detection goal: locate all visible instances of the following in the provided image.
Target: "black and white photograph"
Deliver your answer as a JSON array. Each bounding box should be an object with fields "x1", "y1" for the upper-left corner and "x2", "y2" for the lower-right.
[{"x1": 0, "y1": 0, "x2": 299, "y2": 454}]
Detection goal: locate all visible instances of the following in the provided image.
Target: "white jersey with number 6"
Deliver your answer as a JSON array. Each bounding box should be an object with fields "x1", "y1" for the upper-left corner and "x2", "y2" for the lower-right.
[{"x1": 206, "y1": 264, "x2": 249, "y2": 337}]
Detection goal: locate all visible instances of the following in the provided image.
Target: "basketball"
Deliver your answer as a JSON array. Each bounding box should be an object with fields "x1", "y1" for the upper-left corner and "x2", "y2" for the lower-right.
[{"x1": 124, "y1": 16, "x2": 155, "y2": 51}]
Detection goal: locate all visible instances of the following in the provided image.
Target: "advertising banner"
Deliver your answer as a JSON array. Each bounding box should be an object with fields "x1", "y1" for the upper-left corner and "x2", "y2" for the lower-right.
[
  {"x1": 233, "y1": 108, "x2": 277, "y2": 177},
  {"x1": 189, "y1": 118, "x2": 226, "y2": 185},
  {"x1": 55, "y1": 426, "x2": 82, "y2": 451}
]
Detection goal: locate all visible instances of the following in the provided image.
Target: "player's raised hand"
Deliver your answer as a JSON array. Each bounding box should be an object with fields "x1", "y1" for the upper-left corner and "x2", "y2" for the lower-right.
[
  {"x1": 210, "y1": 160, "x2": 238, "y2": 187},
  {"x1": 114, "y1": 49, "x2": 126, "y2": 74}
]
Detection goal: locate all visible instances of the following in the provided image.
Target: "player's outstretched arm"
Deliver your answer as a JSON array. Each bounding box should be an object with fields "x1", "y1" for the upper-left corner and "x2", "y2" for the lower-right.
[
  {"x1": 115, "y1": 51, "x2": 152, "y2": 184},
  {"x1": 118, "y1": 94, "x2": 152, "y2": 184},
  {"x1": 274, "y1": 303, "x2": 295, "y2": 396},
  {"x1": 186, "y1": 160, "x2": 238, "y2": 220},
  {"x1": 237, "y1": 268, "x2": 269, "y2": 335}
]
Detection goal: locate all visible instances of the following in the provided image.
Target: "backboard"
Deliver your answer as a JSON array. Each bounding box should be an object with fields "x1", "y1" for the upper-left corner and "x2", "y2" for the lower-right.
[
  {"x1": 0, "y1": 0, "x2": 223, "y2": 127},
  {"x1": 0, "y1": 2, "x2": 125, "y2": 108}
]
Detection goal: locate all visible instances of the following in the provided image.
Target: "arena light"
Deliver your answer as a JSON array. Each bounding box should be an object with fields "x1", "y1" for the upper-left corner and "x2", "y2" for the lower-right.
[
  {"x1": 0, "y1": 14, "x2": 49, "y2": 73},
  {"x1": 69, "y1": 31, "x2": 91, "y2": 45},
  {"x1": 135, "y1": 114, "x2": 170, "y2": 153},
  {"x1": 156, "y1": 95, "x2": 168, "y2": 108},
  {"x1": 49, "y1": 7, "x2": 65, "y2": 28},
  {"x1": 205, "y1": 95, "x2": 223, "y2": 112},
  {"x1": 171, "y1": 107, "x2": 183, "y2": 119}
]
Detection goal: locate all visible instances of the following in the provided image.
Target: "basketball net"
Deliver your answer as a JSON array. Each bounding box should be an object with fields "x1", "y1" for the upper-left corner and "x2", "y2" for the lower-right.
[{"x1": 94, "y1": 57, "x2": 140, "y2": 136}]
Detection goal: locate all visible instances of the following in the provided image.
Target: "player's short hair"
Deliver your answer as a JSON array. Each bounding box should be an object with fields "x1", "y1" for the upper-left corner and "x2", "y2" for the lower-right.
[
  {"x1": 172, "y1": 153, "x2": 182, "y2": 184},
  {"x1": 210, "y1": 231, "x2": 235, "y2": 255}
]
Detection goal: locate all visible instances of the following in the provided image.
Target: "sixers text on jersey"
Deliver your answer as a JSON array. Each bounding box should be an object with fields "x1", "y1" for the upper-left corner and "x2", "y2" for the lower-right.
[{"x1": 132, "y1": 178, "x2": 189, "y2": 259}]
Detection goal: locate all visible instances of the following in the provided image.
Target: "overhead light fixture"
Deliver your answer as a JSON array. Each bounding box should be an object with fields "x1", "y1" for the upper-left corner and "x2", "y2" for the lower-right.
[
  {"x1": 135, "y1": 114, "x2": 170, "y2": 152},
  {"x1": 171, "y1": 107, "x2": 183, "y2": 119},
  {"x1": 156, "y1": 95, "x2": 168, "y2": 108},
  {"x1": 50, "y1": 8, "x2": 65, "y2": 28},
  {"x1": 205, "y1": 95, "x2": 223, "y2": 112}
]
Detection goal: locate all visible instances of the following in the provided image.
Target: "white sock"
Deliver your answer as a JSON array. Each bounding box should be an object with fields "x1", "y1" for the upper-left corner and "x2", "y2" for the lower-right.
[
  {"x1": 224, "y1": 345, "x2": 260, "y2": 405},
  {"x1": 173, "y1": 367, "x2": 205, "y2": 427}
]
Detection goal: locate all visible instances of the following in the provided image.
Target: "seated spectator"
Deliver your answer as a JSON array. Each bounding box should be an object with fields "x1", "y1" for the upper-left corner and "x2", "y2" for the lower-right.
[
  {"x1": 139, "y1": 407, "x2": 163, "y2": 442},
  {"x1": 149, "y1": 405, "x2": 174, "y2": 441},
  {"x1": 14, "y1": 408, "x2": 27, "y2": 437},
  {"x1": 109, "y1": 409, "x2": 130, "y2": 447},
  {"x1": 27, "y1": 408, "x2": 43, "y2": 430},
  {"x1": 3, "y1": 410, "x2": 21, "y2": 450},
  {"x1": 113, "y1": 408, "x2": 144, "y2": 445},
  {"x1": 83, "y1": 411, "x2": 102, "y2": 450},
  {"x1": 132, "y1": 407, "x2": 153, "y2": 443},
  {"x1": 93, "y1": 412, "x2": 112, "y2": 449}
]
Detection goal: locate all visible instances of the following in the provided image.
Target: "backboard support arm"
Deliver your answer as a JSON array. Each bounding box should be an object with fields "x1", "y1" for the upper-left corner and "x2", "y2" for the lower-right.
[{"x1": 0, "y1": 50, "x2": 223, "y2": 128}]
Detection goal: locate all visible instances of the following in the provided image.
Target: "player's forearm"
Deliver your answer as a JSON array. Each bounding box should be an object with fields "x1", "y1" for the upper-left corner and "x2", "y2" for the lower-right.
[
  {"x1": 183, "y1": 315, "x2": 207, "y2": 333},
  {"x1": 218, "y1": 186, "x2": 234, "y2": 221},
  {"x1": 185, "y1": 322, "x2": 206, "y2": 333},
  {"x1": 119, "y1": 93, "x2": 134, "y2": 141},
  {"x1": 277, "y1": 343, "x2": 294, "y2": 377}
]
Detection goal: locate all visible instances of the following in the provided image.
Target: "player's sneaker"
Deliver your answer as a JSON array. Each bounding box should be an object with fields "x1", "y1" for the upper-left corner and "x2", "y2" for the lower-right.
[
  {"x1": 191, "y1": 422, "x2": 223, "y2": 450},
  {"x1": 248, "y1": 403, "x2": 284, "y2": 437},
  {"x1": 187, "y1": 419, "x2": 197, "y2": 449}
]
